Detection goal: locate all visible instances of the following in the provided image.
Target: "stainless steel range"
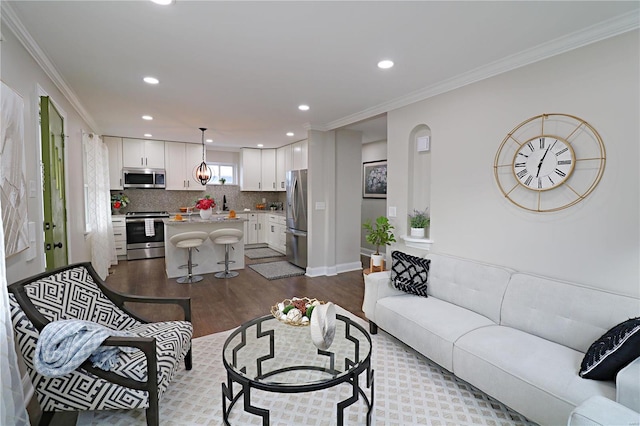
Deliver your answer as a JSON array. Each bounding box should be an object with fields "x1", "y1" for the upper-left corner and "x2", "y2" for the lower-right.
[{"x1": 125, "y1": 211, "x2": 170, "y2": 260}]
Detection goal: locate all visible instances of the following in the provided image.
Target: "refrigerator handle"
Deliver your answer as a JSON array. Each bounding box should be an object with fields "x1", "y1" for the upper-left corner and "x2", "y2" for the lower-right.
[{"x1": 291, "y1": 177, "x2": 298, "y2": 223}]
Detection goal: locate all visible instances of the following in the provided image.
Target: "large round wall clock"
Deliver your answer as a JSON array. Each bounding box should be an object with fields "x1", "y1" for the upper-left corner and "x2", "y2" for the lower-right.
[{"x1": 493, "y1": 113, "x2": 606, "y2": 212}]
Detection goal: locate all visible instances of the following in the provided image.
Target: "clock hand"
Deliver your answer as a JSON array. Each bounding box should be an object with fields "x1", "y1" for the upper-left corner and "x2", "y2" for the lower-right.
[{"x1": 536, "y1": 140, "x2": 558, "y2": 177}]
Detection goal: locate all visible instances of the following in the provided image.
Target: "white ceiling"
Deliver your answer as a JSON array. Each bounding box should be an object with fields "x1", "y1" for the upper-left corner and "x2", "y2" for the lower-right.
[{"x1": 4, "y1": 1, "x2": 638, "y2": 149}]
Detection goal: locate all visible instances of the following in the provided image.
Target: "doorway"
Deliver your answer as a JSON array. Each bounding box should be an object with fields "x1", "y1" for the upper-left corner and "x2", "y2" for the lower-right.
[{"x1": 40, "y1": 96, "x2": 68, "y2": 269}]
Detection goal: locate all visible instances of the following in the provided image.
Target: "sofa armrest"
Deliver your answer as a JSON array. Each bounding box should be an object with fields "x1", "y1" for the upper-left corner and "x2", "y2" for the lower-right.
[
  {"x1": 616, "y1": 356, "x2": 640, "y2": 412},
  {"x1": 362, "y1": 271, "x2": 404, "y2": 322}
]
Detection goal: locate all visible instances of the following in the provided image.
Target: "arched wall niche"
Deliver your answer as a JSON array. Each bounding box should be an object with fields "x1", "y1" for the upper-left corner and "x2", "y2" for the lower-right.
[{"x1": 407, "y1": 124, "x2": 431, "y2": 235}]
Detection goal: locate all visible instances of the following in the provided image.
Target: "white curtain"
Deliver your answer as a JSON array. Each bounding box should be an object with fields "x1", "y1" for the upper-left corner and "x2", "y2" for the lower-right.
[
  {"x1": 0, "y1": 200, "x2": 29, "y2": 425},
  {"x1": 83, "y1": 132, "x2": 116, "y2": 280}
]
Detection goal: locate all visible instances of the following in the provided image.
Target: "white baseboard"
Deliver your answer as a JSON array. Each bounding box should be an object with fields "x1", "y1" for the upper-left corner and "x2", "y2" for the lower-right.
[
  {"x1": 336, "y1": 261, "x2": 362, "y2": 274},
  {"x1": 306, "y1": 261, "x2": 362, "y2": 277}
]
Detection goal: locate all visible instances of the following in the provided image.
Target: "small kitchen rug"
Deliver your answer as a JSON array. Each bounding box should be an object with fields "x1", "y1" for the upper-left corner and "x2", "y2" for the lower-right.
[
  {"x1": 248, "y1": 261, "x2": 305, "y2": 280},
  {"x1": 245, "y1": 247, "x2": 286, "y2": 259}
]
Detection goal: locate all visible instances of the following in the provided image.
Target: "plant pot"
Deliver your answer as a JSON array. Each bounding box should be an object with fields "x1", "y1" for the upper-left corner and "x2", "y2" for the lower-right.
[
  {"x1": 410, "y1": 227, "x2": 425, "y2": 238},
  {"x1": 371, "y1": 254, "x2": 384, "y2": 267},
  {"x1": 199, "y1": 209, "x2": 213, "y2": 220}
]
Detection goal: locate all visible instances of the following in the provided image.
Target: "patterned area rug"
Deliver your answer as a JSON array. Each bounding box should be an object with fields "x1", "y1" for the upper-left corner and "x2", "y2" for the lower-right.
[
  {"x1": 244, "y1": 247, "x2": 286, "y2": 259},
  {"x1": 77, "y1": 307, "x2": 536, "y2": 426},
  {"x1": 248, "y1": 260, "x2": 306, "y2": 280}
]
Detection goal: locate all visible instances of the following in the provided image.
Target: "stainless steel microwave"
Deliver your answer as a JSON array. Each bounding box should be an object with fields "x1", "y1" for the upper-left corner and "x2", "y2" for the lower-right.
[{"x1": 122, "y1": 168, "x2": 166, "y2": 188}]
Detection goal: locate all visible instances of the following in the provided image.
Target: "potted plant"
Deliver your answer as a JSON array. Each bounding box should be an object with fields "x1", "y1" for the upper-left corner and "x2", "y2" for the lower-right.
[
  {"x1": 110, "y1": 193, "x2": 130, "y2": 214},
  {"x1": 195, "y1": 195, "x2": 215, "y2": 220},
  {"x1": 219, "y1": 177, "x2": 226, "y2": 185},
  {"x1": 408, "y1": 208, "x2": 430, "y2": 238},
  {"x1": 363, "y1": 216, "x2": 396, "y2": 267}
]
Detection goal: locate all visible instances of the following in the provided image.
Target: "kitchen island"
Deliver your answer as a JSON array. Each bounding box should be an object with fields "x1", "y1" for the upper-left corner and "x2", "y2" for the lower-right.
[{"x1": 163, "y1": 215, "x2": 248, "y2": 279}]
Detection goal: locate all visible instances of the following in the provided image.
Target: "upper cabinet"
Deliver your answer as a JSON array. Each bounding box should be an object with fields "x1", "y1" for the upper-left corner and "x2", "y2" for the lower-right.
[
  {"x1": 261, "y1": 149, "x2": 277, "y2": 191},
  {"x1": 104, "y1": 136, "x2": 123, "y2": 190},
  {"x1": 122, "y1": 138, "x2": 165, "y2": 169},
  {"x1": 239, "y1": 148, "x2": 262, "y2": 191},
  {"x1": 292, "y1": 139, "x2": 308, "y2": 170},
  {"x1": 165, "y1": 142, "x2": 204, "y2": 191},
  {"x1": 239, "y1": 148, "x2": 277, "y2": 191},
  {"x1": 276, "y1": 144, "x2": 291, "y2": 192}
]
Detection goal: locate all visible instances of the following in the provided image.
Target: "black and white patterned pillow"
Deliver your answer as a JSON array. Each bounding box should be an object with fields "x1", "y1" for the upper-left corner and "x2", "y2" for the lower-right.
[
  {"x1": 390, "y1": 251, "x2": 430, "y2": 297},
  {"x1": 579, "y1": 317, "x2": 640, "y2": 381}
]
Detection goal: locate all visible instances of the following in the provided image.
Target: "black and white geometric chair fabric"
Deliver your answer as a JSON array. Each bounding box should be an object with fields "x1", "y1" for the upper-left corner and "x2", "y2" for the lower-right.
[{"x1": 8, "y1": 262, "x2": 193, "y2": 426}]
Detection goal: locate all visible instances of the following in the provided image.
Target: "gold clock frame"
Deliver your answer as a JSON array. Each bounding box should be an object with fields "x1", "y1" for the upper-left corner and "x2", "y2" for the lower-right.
[{"x1": 493, "y1": 113, "x2": 606, "y2": 212}]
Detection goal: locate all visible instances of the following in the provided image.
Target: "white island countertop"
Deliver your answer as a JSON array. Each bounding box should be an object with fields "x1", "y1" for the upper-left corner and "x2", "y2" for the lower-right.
[{"x1": 163, "y1": 216, "x2": 247, "y2": 279}]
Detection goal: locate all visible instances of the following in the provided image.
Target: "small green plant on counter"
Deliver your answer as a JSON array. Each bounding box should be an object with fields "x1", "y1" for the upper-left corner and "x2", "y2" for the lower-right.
[
  {"x1": 219, "y1": 177, "x2": 226, "y2": 184},
  {"x1": 363, "y1": 216, "x2": 396, "y2": 255},
  {"x1": 409, "y1": 208, "x2": 430, "y2": 228}
]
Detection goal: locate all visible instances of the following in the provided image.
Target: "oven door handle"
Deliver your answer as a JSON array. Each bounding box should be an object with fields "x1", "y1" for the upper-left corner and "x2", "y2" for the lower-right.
[{"x1": 125, "y1": 218, "x2": 166, "y2": 223}]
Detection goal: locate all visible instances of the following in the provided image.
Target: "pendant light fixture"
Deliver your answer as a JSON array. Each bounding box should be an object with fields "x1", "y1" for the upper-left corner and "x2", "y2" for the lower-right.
[{"x1": 194, "y1": 128, "x2": 212, "y2": 185}]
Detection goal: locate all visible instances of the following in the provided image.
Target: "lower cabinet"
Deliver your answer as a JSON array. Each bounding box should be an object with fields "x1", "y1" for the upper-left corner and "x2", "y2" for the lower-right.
[
  {"x1": 239, "y1": 213, "x2": 267, "y2": 245},
  {"x1": 112, "y1": 216, "x2": 127, "y2": 257},
  {"x1": 267, "y1": 214, "x2": 286, "y2": 254}
]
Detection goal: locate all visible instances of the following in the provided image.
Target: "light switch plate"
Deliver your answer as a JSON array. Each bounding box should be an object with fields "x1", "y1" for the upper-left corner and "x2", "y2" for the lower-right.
[
  {"x1": 315, "y1": 202, "x2": 326, "y2": 210},
  {"x1": 388, "y1": 206, "x2": 397, "y2": 217}
]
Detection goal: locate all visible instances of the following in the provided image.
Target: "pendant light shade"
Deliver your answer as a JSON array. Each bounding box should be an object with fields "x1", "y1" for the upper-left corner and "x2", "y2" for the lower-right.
[{"x1": 194, "y1": 127, "x2": 212, "y2": 185}]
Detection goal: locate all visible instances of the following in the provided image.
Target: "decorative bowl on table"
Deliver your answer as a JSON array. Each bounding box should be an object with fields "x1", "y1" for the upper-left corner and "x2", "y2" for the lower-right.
[
  {"x1": 271, "y1": 297, "x2": 325, "y2": 326},
  {"x1": 179, "y1": 207, "x2": 188, "y2": 213}
]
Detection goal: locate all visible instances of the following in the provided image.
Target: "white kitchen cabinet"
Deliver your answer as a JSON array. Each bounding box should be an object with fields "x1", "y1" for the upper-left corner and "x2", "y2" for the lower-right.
[
  {"x1": 261, "y1": 149, "x2": 277, "y2": 191},
  {"x1": 104, "y1": 136, "x2": 123, "y2": 190},
  {"x1": 240, "y1": 148, "x2": 278, "y2": 191},
  {"x1": 276, "y1": 144, "x2": 291, "y2": 192},
  {"x1": 165, "y1": 142, "x2": 203, "y2": 191},
  {"x1": 122, "y1": 138, "x2": 165, "y2": 169},
  {"x1": 111, "y1": 216, "x2": 127, "y2": 258},
  {"x1": 292, "y1": 139, "x2": 308, "y2": 170},
  {"x1": 267, "y1": 214, "x2": 286, "y2": 253},
  {"x1": 242, "y1": 212, "x2": 268, "y2": 244},
  {"x1": 239, "y1": 148, "x2": 262, "y2": 191}
]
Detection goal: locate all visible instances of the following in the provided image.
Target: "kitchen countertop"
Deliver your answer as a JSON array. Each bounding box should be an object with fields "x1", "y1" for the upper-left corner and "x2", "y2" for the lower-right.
[{"x1": 163, "y1": 215, "x2": 248, "y2": 224}]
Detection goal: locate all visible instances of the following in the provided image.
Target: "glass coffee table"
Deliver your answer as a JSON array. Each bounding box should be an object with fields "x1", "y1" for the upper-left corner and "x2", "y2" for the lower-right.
[{"x1": 222, "y1": 313, "x2": 373, "y2": 425}]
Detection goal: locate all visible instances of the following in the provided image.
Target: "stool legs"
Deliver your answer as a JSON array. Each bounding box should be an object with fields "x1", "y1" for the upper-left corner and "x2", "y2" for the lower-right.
[
  {"x1": 215, "y1": 243, "x2": 238, "y2": 279},
  {"x1": 177, "y1": 247, "x2": 203, "y2": 283}
]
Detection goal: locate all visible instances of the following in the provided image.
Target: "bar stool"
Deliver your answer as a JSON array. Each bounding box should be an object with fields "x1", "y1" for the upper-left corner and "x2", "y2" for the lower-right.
[
  {"x1": 209, "y1": 229, "x2": 244, "y2": 279},
  {"x1": 169, "y1": 231, "x2": 209, "y2": 283}
]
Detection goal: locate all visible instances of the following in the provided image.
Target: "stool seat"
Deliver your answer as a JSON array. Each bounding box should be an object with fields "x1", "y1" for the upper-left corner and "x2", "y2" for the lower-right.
[
  {"x1": 170, "y1": 231, "x2": 209, "y2": 283},
  {"x1": 209, "y1": 229, "x2": 244, "y2": 279}
]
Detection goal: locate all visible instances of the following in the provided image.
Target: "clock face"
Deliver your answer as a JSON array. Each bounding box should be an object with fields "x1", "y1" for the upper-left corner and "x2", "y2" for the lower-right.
[
  {"x1": 494, "y1": 113, "x2": 605, "y2": 212},
  {"x1": 512, "y1": 136, "x2": 575, "y2": 191}
]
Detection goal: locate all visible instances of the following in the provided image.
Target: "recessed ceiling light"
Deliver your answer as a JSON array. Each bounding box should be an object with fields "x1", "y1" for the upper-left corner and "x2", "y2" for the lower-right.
[
  {"x1": 206, "y1": 139, "x2": 213, "y2": 143},
  {"x1": 286, "y1": 132, "x2": 294, "y2": 137},
  {"x1": 144, "y1": 133, "x2": 152, "y2": 137},
  {"x1": 143, "y1": 76, "x2": 159, "y2": 85},
  {"x1": 257, "y1": 144, "x2": 264, "y2": 147},
  {"x1": 298, "y1": 104, "x2": 310, "y2": 111},
  {"x1": 150, "y1": 0, "x2": 174, "y2": 5},
  {"x1": 142, "y1": 115, "x2": 153, "y2": 120},
  {"x1": 377, "y1": 59, "x2": 394, "y2": 69}
]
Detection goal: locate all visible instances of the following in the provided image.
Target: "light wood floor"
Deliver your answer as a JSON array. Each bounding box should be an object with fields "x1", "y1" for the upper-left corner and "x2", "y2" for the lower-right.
[{"x1": 105, "y1": 252, "x2": 369, "y2": 337}]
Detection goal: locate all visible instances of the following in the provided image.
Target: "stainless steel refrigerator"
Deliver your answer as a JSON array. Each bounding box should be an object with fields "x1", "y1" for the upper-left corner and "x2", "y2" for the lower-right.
[{"x1": 286, "y1": 169, "x2": 308, "y2": 268}]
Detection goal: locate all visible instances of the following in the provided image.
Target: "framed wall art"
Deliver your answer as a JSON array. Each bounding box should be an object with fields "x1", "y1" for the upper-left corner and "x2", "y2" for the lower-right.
[
  {"x1": 1, "y1": 81, "x2": 29, "y2": 257},
  {"x1": 363, "y1": 160, "x2": 387, "y2": 199}
]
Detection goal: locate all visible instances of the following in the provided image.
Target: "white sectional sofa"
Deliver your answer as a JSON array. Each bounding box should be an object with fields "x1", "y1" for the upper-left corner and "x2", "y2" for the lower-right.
[{"x1": 363, "y1": 253, "x2": 640, "y2": 425}]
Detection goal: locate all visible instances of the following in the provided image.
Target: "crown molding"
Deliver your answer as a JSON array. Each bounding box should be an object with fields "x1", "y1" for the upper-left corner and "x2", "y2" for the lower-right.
[
  {"x1": 1, "y1": 2, "x2": 101, "y2": 133},
  {"x1": 326, "y1": 11, "x2": 640, "y2": 131}
]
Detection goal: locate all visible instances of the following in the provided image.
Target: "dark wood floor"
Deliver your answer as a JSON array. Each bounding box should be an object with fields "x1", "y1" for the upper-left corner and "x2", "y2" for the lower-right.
[{"x1": 105, "y1": 252, "x2": 369, "y2": 338}]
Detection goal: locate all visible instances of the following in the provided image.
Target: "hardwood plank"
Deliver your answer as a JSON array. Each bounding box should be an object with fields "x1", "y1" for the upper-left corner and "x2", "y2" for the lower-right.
[{"x1": 105, "y1": 255, "x2": 368, "y2": 337}]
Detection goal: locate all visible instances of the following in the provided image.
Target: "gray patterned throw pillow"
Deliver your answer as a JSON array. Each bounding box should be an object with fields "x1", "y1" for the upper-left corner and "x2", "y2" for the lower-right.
[{"x1": 391, "y1": 251, "x2": 430, "y2": 297}]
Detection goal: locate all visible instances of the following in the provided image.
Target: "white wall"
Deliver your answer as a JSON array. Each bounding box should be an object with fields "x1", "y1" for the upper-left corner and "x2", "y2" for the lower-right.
[
  {"x1": 387, "y1": 30, "x2": 639, "y2": 296},
  {"x1": 335, "y1": 129, "x2": 362, "y2": 270},
  {"x1": 361, "y1": 140, "x2": 387, "y2": 254},
  {"x1": 2, "y1": 26, "x2": 94, "y2": 284}
]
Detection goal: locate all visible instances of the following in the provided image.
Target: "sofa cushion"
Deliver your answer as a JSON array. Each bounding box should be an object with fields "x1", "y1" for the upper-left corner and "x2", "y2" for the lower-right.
[
  {"x1": 390, "y1": 251, "x2": 430, "y2": 297},
  {"x1": 579, "y1": 317, "x2": 640, "y2": 381},
  {"x1": 501, "y1": 273, "x2": 640, "y2": 353},
  {"x1": 425, "y1": 253, "x2": 512, "y2": 323},
  {"x1": 375, "y1": 294, "x2": 495, "y2": 371},
  {"x1": 453, "y1": 325, "x2": 616, "y2": 426}
]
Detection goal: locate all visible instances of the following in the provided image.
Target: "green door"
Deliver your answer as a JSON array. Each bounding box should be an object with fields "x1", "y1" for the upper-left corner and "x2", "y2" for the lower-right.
[{"x1": 40, "y1": 96, "x2": 68, "y2": 269}]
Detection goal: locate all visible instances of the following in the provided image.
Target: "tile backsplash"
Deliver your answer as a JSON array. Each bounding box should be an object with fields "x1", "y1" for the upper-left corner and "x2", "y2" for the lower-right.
[{"x1": 111, "y1": 185, "x2": 286, "y2": 214}]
